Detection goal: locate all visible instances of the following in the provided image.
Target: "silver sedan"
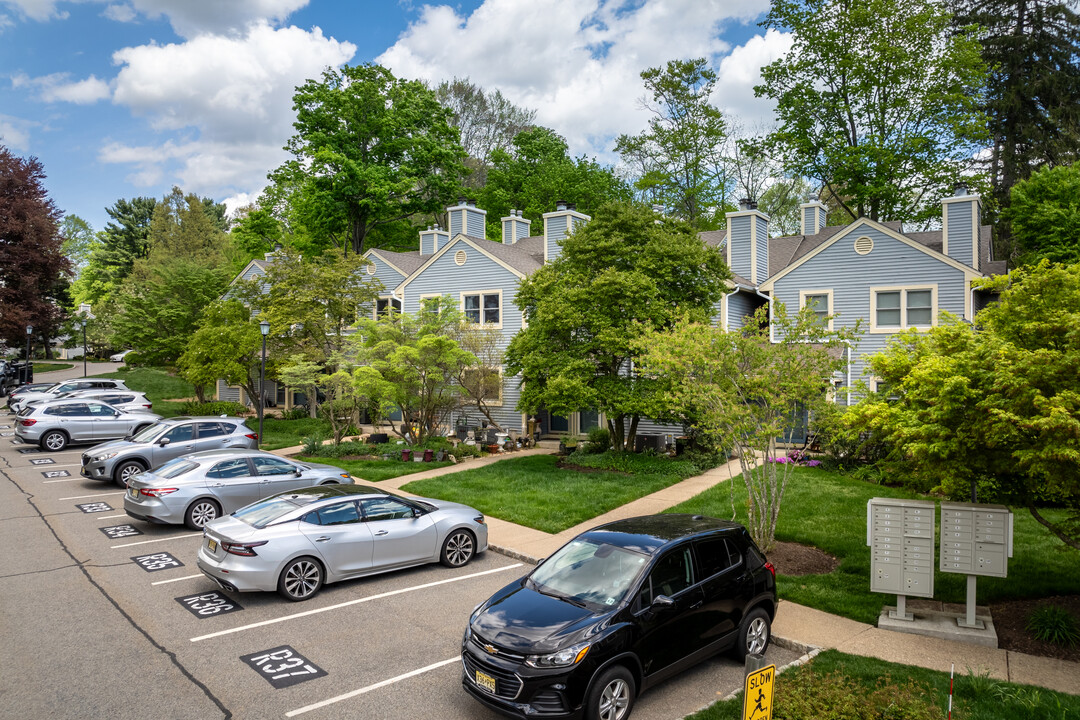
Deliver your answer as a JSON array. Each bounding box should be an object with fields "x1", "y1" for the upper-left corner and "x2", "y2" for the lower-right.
[
  {"x1": 197, "y1": 485, "x2": 488, "y2": 601},
  {"x1": 124, "y1": 449, "x2": 354, "y2": 530}
]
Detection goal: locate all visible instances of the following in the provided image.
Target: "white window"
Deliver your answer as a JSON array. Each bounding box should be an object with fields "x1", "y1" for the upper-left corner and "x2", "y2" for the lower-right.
[
  {"x1": 869, "y1": 285, "x2": 937, "y2": 333},
  {"x1": 419, "y1": 294, "x2": 445, "y2": 320},
  {"x1": 375, "y1": 296, "x2": 401, "y2": 319},
  {"x1": 799, "y1": 289, "x2": 834, "y2": 329},
  {"x1": 461, "y1": 291, "x2": 501, "y2": 327}
]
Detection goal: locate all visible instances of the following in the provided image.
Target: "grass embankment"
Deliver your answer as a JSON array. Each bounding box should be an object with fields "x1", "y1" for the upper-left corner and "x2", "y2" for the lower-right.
[
  {"x1": 691, "y1": 649, "x2": 1080, "y2": 720},
  {"x1": 403, "y1": 451, "x2": 709, "y2": 534},
  {"x1": 667, "y1": 466, "x2": 1080, "y2": 623}
]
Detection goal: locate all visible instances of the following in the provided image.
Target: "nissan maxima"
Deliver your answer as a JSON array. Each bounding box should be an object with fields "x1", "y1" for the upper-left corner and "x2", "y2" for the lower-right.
[
  {"x1": 124, "y1": 449, "x2": 355, "y2": 529},
  {"x1": 197, "y1": 485, "x2": 487, "y2": 601},
  {"x1": 461, "y1": 514, "x2": 777, "y2": 720}
]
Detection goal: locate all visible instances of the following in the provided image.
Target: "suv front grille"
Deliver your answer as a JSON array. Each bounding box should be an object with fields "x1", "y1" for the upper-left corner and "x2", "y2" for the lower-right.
[
  {"x1": 462, "y1": 651, "x2": 523, "y2": 700},
  {"x1": 470, "y1": 631, "x2": 527, "y2": 662}
]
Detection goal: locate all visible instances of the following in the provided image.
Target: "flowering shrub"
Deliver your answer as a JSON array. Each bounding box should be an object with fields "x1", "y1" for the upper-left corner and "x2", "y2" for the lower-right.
[{"x1": 767, "y1": 449, "x2": 821, "y2": 467}]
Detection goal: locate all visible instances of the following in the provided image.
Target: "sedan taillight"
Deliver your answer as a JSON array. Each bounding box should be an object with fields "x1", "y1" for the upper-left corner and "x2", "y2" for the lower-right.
[
  {"x1": 223, "y1": 541, "x2": 268, "y2": 557},
  {"x1": 139, "y1": 488, "x2": 178, "y2": 497},
  {"x1": 18, "y1": 419, "x2": 36, "y2": 426}
]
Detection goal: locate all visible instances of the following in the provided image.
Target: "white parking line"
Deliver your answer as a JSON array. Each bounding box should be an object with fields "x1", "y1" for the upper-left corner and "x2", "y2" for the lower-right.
[
  {"x1": 286, "y1": 657, "x2": 458, "y2": 717},
  {"x1": 111, "y1": 533, "x2": 201, "y2": 549},
  {"x1": 151, "y1": 573, "x2": 204, "y2": 586},
  {"x1": 43, "y1": 478, "x2": 80, "y2": 483},
  {"x1": 96, "y1": 514, "x2": 128, "y2": 520},
  {"x1": 190, "y1": 563, "x2": 522, "y2": 643},
  {"x1": 59, "y1": 491, "x2": 125, "y2": 500}
]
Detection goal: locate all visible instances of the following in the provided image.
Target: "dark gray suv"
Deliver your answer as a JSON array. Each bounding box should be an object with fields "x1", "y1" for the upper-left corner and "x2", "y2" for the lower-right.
[{"x1": 81, "y1": 416, "x2": 259, "y2": 486}]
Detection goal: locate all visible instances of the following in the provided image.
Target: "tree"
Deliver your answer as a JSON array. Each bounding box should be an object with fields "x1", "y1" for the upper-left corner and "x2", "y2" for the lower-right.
[
  {"x1": 1003, "y1": 163, "x2": 1080, "y2": 265},
  {"x1": 454, "y1": 318, "x2": 507, "y2": 430},
  {"x1": 435, "y1": 77, "x2": 537, "y2": 189},
  {"x1": 855, "y1": 261, "x2": 1080, "y2": 550},
  {"x1": 273, "y1": 63, "x2": 468, "y2": 256},
  {"x1": 756, "y1": 0, "x2": 989, "y2": 226},
  {"x1": 506, "y1": 203, "x2": 730, "y2": 451},
  {"x1": 177, "y1": 300, "x2": 263, "y2": 405},
  {"x1": 615, "y1": 59, "x2": 730, "y2": 229},
  {"x1": 953, "y1": 0, "x2": 1080, "y2": 260},
  {"x1": 478, "y1": 127, "x2": 632, "y2": 239},
  {"x1": 352, "y1": 309, "x2": 475, "y2": 445},
  {"x1": 0, "y1": 145, "x2": 70, "y2": 353},
  {"x1": 59, "y1": 215, "x2": 98, "y2": 276},
  {"x1": 639, "y1": 303, "x2": 859, "y2": 551},
  {"x1": 74, "y1": 197, "x2": 157, "y2": 307}
]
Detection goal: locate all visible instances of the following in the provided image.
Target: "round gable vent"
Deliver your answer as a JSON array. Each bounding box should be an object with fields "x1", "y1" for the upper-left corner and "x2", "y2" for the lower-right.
[
  {"x1": 455, "y1": 249, "x2": 467, "y2": 266},
  {"x1": 365, "y1": 262, "x2": 376, "y2": 275},
  {"x1": 854, "y1": 236, "x2": 874, "y2": 255}
]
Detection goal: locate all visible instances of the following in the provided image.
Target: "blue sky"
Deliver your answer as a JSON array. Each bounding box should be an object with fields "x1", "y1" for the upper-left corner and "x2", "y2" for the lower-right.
[{"x1": 1, "y1": 0, "x2": 788, "y2": 234}]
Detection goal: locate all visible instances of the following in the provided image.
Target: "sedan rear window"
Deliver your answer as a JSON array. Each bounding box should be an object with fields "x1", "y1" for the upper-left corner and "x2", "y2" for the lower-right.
[{"x1": 234, "y1": 495, "x2": 322, "y2": 528}]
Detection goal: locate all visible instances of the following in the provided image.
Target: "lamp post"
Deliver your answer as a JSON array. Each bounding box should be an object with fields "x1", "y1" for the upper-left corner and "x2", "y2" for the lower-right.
[
  {"x1": 258, "y1": 320, "x2": 270, "y2": 448},
  {"x1": 80, "y1": 318, "x2": 88, "y2": 377},
  {"x1": 25, "y1": 325, "x2": 32, "y2": 384}
]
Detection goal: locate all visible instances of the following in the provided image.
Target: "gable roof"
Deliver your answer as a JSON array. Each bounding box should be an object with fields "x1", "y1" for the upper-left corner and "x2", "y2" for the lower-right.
[
  {"x1": 396, "y1": 233, "x2": 538, "y2": 293},
  {"x1": 365, "y1": 248, "x2": 426, "y2": 277}
]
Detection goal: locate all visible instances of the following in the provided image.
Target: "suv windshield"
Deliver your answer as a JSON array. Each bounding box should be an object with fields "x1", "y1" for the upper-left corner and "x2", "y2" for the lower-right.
[
  {"x1": 529, "y1": 538, "x2": 649, "y2": 609},
  {"x1": 131, "y1": 423, "x2": 166, "y2": 442}
]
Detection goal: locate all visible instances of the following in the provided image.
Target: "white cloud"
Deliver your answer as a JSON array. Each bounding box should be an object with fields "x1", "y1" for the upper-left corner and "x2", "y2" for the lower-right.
[
  {"x1": 125, "y1": 0, "x2": 310, "y2": 38},
  {"x1": 11, "y1": 72, "x2": 112, "y2": 104},
  {"x1": 378, "y1": 0, "x2": 772, "y2": 159},
  {"x1": 713, "y1": 28, "x2": 792, "y2": 127},
  {"x1": 102, "y1": 3, "x2": 136, "y2": 22},
  {"x1": 1, "y1": 0, "x2": 67, "y2": 22},
  {"x1": 0, "y1": 114, "x2": 33, "y2": 151},
  {"x1": 101, "y1": 22, "x2": 355, "y2": 199}
]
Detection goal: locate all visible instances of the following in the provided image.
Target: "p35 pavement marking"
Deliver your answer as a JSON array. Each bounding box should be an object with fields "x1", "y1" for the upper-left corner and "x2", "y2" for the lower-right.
[{"x1": 190, "y1": 563, "x2": 522, "y2": 643}]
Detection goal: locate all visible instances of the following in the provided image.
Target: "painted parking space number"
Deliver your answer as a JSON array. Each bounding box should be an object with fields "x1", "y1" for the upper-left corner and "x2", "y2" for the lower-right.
[
  {"x1": 241, "y1": 646, "x2": 326, "y2": 689},
  {"x1": 176, "y1": 592, "x2": 243, "y2": 618},
  {"x1": 100, "y1": 524, "x2": 143, "y2": 539},
  {"x1": 42, "y1": 470, "x2": 70, "y2": 478},
  {"x1": 30, "y1": 458, "x2": 55, "y2": 465},
  {"x1": 132, "y1": 552, "x2": 184, "y2": 572},
  {"x1": 77, "y1": 502, "x2": 113, "y2": 513}
]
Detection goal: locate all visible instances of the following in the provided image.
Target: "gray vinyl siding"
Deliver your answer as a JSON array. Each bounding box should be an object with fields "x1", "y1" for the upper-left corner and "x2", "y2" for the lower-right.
[
  {"x1": 725, "y1": 291, "x2": 762, "y2": 330},
  {"x1": 946, "y1": 200, "x2": 976, "y2": 268},
  {"x1": 364, "y1": 257, "x2": 400, "y2": 312},
  {"x1": 241, "y1": 264, "x2": 265, "y2": 281},
  {"x1": 728, "y1": 216, "x2": 752, "y2": 281},
  {"x1": 449, "y1": 210, "x2": 463, "y2": 237},
  {"x1": 420, "y1": 231, "x2": 437, "y2": 255},
  {"x1": 466, "y1": 210, "x2": 486, "y2": 240},
  {"x1": 401, "y1": 240, "x2": 525, "y2": 431},
  {"x1": 634, "y1": 418, "x2": 684, "y2": 439},
  {"x1": 546, "y1": 215, "x2": 568, "y2": 262},
  {"x1": 755, "y1": 215, "x2": 769, "y2": 282},
  {"x1": 217, "y1": 379, "x2": 240, "y2": 403},
  {"x1": 771, "y1": 225, "x2": 968, "y2": 390}
]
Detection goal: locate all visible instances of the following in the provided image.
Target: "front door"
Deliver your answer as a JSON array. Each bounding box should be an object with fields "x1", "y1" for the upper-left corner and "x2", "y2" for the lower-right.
[
  {"x1": 359, "y1": 497, "x2": 437, "y2": 567},
  {"x1": 252, "y1": 455, "x2": 306, "y2": 497},
  {"x1": 87, "y1": 401, "x2": 128, "y2": 439}
]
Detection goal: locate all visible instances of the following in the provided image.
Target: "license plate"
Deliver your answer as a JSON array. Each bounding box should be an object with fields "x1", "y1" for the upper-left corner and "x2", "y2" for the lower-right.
[
  {"x1": 475, "y1": 670, "x2": 496, "y2": 694},
  {"x1": 128, "y1": 487, "x2": 139, "y2": 500},
  {"x1": 207, "y1": 538, "x2": 217, "y2": 552}
]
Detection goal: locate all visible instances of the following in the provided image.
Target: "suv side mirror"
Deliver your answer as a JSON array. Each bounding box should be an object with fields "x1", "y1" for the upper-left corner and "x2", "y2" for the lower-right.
[{"x1": 651, "y1": 595, "x2": 676, "y2": 611}]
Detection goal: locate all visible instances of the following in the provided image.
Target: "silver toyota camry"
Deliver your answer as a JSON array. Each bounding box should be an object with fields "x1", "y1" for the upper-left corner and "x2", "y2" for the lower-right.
[
  {"x1": 197, "y1": 485, "x2": 488, "y2": 601},
  {"x1": 124, "y1": 449, "x2": 354, "y2": 530}
]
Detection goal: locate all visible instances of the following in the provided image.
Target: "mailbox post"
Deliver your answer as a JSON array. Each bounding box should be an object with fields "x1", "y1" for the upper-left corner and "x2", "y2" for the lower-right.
[
  {"x1": 939, "y1": 502, "x2": 1013, "y2": 629},
  {"x1": 867, "y1": 498, "x2": 936, "y2": 620}
]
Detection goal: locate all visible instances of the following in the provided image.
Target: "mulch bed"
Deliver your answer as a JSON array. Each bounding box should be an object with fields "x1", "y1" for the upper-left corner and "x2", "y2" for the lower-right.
[{"x1": 767, "y1": 541, "x2": 841, "y2": 576}]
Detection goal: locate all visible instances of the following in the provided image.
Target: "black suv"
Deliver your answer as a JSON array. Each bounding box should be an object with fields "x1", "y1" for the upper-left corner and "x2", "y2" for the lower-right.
[{"x1": 461, "y1": 514, "x2": 777, "y2": 720}]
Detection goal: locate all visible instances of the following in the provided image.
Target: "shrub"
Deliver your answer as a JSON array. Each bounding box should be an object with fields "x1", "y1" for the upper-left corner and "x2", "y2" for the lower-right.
[
  {"x1": 586, "y1": 427, "x2": 611, "y2": 453},
  {"x1": 452, "y1": 442, "x2": 483, "y2": 459},
  {"x1": 1026, "y1": 606, "x2": 1080, "y2": 648},
  {"x1": 281, "y1": 406, "x2": 309, "y2": 421},
  {"x1": 301, "y1": 432, "x2": 326, "y2": 455},
  {"x1": 179, "y1": 400, "x2": 248, "y2": 417}
]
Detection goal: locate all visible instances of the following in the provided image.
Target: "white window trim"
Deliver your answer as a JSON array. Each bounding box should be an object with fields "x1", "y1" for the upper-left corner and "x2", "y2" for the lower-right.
[
  {"x1": 463, "y1": 366, "x2": 504, "y2": 407},
  {"x1": 418, "y1": 293, "x2": 445, "y2": 317},
  {"x1": 460, "y1": 289, "x2": 503, "y2": 329},
  {"x1": 374, "y1": 295, "x2": 402, "y2": 320},
  {"x1": 799, "y1": 289, "x2": 834, "y2": 330},
  {"x1": 869, "y1": 284, "x2": 938, "y2": 333}
]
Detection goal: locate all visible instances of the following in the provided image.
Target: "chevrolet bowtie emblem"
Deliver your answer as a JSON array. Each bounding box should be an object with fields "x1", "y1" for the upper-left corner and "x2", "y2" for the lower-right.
[{"x1": 482, "y1": 644, "x2": 498, "y2": 655}]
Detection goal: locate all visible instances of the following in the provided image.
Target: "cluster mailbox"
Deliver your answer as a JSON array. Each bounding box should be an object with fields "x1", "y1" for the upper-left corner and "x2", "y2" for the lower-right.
[
  {"x1": 940, "y1": 502, "x2": 1013, "y2": 577},
  {"x1": 867, "y1": 498, "x2": 936, "y2": 598}
]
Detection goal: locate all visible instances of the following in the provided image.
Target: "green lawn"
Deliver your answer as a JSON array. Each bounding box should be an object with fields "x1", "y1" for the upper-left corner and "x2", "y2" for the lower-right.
[
  {"x1": 259, "y1": 417, "x2": 332, "y2": 450},
  {"x1": 97, "y1": 367, "x2": 196, "y2": 417},
  {"x1": 32, "y1": 362, "x2": 75, "y2": 372},
  {"x1": 296, "y1": 455, "x2": 452, "y2": 482},
  {"x1": 691, "y1": 649, "x2": 1080, "y2": 720},
  {"x1": 402, "y1": 453, "x2": 703, "y2": 534},
  {"x1": 666, "y1": 466, "x2": 1080, "y2": 623}
]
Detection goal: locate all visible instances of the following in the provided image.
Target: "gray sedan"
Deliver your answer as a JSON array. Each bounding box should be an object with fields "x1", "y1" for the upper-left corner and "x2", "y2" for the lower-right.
[
  {"x1": 124, "y1": 449, "x2": 355, "y2": 530},
  {"x1": 197, "y1": 485, "x2": 488, "y2": 601},
  {"x1": 14, "y1": 399, "x2": 160, "y2": 451}
]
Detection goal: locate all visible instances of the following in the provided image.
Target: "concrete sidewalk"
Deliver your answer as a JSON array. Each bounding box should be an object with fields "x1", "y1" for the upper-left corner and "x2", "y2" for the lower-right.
[{"x1": 283, "y1": 445, "x2": 1080, "y2": 697}]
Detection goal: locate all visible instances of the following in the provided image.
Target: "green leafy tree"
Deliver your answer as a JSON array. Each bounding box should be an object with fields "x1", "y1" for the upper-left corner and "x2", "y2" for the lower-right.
[
  {"x1": 506, "y1": 203, "x2": 730, "y2": 451},
  {"x1": 1003, "y1": 163, "x2": 1080, "y2": 265},
  {"x1": 272, "y1": 63, "x2": 467, "y2": 256},
  {"x1": 639, "y1": 303, "x2": 859, "y2": 551},
  {"x1": 74, "y1": 197, "x2": 157, "y2": 306},
  {"x1": 230, "y1": 205, "x2": 284, "y2": 261},
  {"x1": 857, "y1": 261, "x2": 1080, "y2": 550},
  {"x1": 178, "y1": 300, "x2": 262, "y2": 405},
  {"x1": 351, "y1": 308, "x2": 476, "y2": 445},
  {"x1": 478, "y1": 126, "x2": 631, "y2": 239},
  {"x1": 756, "y1": 0, "x2": 989, "y2": 226},
  {"x1": 59, "y1": 215, "x2": 98, "y2": 276},
  {"x1": 616, "y1": 58, "x2": 730, "y2": 229}
]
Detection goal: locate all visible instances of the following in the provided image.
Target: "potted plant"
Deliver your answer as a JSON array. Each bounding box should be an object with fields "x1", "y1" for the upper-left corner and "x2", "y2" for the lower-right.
[{"x1": 561, "y1": 437, "x2": 579, "y2": 455}]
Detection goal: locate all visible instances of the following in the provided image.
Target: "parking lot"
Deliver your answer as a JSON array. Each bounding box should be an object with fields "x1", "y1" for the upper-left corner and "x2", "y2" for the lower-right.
[{"x1": 0, "y1": 403, "x2": 798, "y2": 720}]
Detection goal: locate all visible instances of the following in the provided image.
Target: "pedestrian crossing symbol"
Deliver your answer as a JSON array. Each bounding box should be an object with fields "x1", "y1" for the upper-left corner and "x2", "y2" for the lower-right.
[{"x1": 743, "y1": 664, "x2": 774, "y2": 720}]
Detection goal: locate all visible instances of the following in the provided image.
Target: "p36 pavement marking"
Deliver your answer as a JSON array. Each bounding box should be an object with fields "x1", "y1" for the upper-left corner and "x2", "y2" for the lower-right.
[
  {"x1": 286, "y1": 657, "x2": 458, "y2": 716},
  {"x1": 190, "y1": 563, "x2": 522, "y2": 642}
]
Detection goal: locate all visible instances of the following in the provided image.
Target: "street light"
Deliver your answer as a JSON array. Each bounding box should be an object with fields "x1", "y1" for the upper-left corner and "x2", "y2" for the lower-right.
[
  {"x1": 258, "y1": 320, "x2": 270, "y2": 448},
  {"x1": 80, "y1": 318, "x2": 88, "y2": 377},
  {"x1": 25, "y1": 325, "x2": 32, "y2": 384}
]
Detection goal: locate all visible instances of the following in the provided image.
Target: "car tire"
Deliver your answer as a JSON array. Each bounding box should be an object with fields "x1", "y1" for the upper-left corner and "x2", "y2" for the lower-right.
[
  {"x1": 440, "y1": 529, "x2": 476, "y2": 568},
  {"x1": 114, "y1": 460, "x2": 147, "y2": 487},
  {"x1": 586, "y1": 665, "x2": 635, "y2": 720},
  {"x1": 184, "y1": 499, "x2": 222, "y2": 530},
  {"x1": 277, "y1": 557, "x2": 324, "y2": 602},
  {"x1": 735, "y1": 607, "x2": 771, "y2": 660},
  {"x1": 40, "y1": 430, "x2": 68, "y2": 451}
]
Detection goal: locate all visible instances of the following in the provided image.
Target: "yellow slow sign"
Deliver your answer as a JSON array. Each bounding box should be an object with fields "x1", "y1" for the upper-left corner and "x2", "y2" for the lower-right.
[{"x1": 742, "y1": 663, "x2": 775, "y2": 720}]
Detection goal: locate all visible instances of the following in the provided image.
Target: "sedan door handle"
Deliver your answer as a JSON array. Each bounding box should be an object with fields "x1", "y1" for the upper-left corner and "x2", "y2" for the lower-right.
[
  {"x1": 315, "y1": 536, "x2": 331, "y2": 542},
  {"x1": 689, "y1": 601, "x2": 703, "y2": 610},
  {"x1": 374, "y1": 530, "x2": 388, "y2": 536},
  {"x1": 211, "y1": 483, "x2": 224, "y2": 488}
]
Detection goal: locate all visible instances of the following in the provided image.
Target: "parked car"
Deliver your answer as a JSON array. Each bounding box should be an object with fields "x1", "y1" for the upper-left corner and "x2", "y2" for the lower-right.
[
  {"x1": 109, "y1": 349, "x2": 134, "y2": 363},
  {"x1": 123, "y1": 449, "x2": 355, "y2": 530},
  {"x1": 461, "y1": 514, "x2": 777, "y2": 720},
  {"x1": 81, "y1": 416, "x2": 259, "y2": 486},
  {"x1": 9, "y1": 378, "x2": 130, "y2": 413},
  {"x1": 51, "y1": 389, "x2": 152, "y2": 412},
  {"x1": 197, "y1": 485, "x2": 487, "y2": 601},
  {"x1": 14, "y1": 399, "x2": 161, "y2": 451},
  {"x1": 4, "y1": 381, "x2": 52, "y2": 405}
]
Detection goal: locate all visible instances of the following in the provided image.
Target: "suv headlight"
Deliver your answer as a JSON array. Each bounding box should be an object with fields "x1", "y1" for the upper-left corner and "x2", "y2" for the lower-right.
[
  {"x1": 92, "y1": 452, "x2": 119, "y2": 462},
  {"x1": 525, "y1": 642, "x2": 590, "y2": 668}
]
